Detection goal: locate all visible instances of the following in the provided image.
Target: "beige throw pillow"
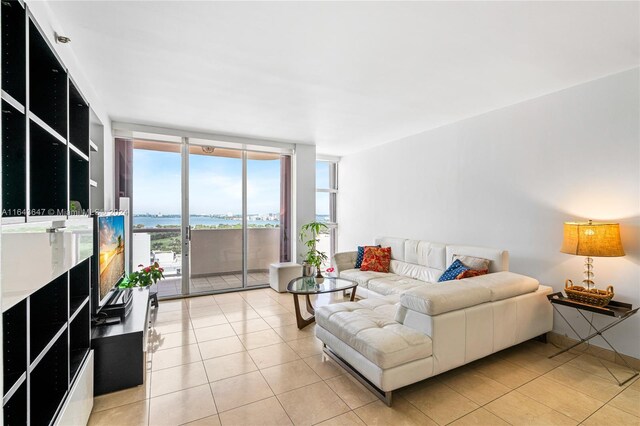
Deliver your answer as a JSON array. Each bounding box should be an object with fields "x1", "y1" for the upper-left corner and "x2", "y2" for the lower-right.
[{"x1": 453, "y1": 254, "x2": 491, "y2": 271}]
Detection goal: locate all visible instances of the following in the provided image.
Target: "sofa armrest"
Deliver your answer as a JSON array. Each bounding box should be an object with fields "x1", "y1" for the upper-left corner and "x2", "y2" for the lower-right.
[{"x1": 332, "y1": 251, "x2": 358, "y2": 274}]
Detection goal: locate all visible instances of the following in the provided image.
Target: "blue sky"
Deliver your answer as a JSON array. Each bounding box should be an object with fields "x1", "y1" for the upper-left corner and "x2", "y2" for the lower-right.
[
  {"x1": 134, "y1": 150, "x2": 290, "y2": 215},
  {"x1": 133, "y1": 149, "x2": 330, "y2": 215}
]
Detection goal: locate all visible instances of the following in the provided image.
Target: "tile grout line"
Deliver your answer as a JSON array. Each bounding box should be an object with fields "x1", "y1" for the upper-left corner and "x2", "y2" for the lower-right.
[
  {"x1": 98, "y1": 291, "x2": 362, "y2": 424},
  {"x1": 185, "y1": 295, "x2": 220, "y2": 425},
  {"x1": 577, "y1": 376, "x2": 640, "y2": 424},
  {"x1": 473, "y1": 342, "x2": 616, "y2": 425}
]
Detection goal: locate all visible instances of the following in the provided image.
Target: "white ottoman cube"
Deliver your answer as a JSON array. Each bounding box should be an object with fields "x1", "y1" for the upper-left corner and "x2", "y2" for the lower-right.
[{"x1": 269, "y1": 262, "x2": 303, "y2": 293}]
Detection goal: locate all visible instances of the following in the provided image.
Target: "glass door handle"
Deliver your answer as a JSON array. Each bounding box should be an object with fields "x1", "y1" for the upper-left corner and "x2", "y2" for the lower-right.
[{"x1": 185, "y1": 225, "x2": 191, "y2": 241}]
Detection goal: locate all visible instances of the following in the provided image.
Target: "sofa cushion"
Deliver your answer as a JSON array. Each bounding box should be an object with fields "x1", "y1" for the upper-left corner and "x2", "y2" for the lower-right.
[
  {"x1": 361, "y1": 247, "x2": 392, "y2": 272},
  {"x1": 355, "y1": 245, "x2": 380, "y2": 269},
  {"x1": 446, "y1": 245, "x2": 509, "y2": 273},
  {"x1": 438, "y1": 259, "x2": 469, "y2": 282},
  {"x1": 403, "y1": 240, "x2": 447, "y2": 270},
  {"x1": 389, "y1": 260, "x2": 442, "y2": 283},
  {"x1": 468, "y1": 271, "x2": 539, "y2": 301},
  {"x1": 367, "y1": 276, "x2": 429, "y2": 297},
  {"x1": 375, "y1": 237, "x2": 407, "y2": 261},
  {"x1": 340, "y1": 269, "x2": 394, "y2": 289},
  {"x1": 456, "y1": 269, "x2": 488, "y2": 279},
  {"x1": 453, "y1": 254, "x2": 491, "y2": 271},
  {"x1": 316, "y1": 302, "x2": 432, "y2": 369},
  {"x1": 401, "y1": 281, "x2": 492, "y2": 315}
]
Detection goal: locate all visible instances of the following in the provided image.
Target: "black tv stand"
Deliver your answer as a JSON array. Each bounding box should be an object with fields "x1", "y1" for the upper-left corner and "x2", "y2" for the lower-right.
[
  {"x1": 94, "y1": 288, "x2": 133, "y2": 325},
  {"x1": 91, "y1": 287, "x2": 151, "y2": 395}
]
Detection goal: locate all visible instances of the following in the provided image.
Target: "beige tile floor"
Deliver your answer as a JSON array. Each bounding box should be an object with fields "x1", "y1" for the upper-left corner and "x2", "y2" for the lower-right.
[
  {"x1": 89, "y1": 288, "x2": 640, "y2": 426},
  {"x1": 156, "y1": 272, "x2": 270, "y2": 298}
]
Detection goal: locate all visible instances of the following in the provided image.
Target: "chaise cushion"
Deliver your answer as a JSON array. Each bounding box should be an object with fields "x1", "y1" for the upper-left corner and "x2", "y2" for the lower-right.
[
  {"x1": 469, "y1": 271, "x2": 539, "y2": 301},
  {"x1": 401, "y1": 281, "x2": 491, "y2": 315},
  {"x1": 367, "y1": 276, "x2": 430, "y2": 297},
  {"x1": 354, "y1": 296, "x2": 400, "y2": 320},
  {"x1": 316, "y1": 302, "x2": 432, "y2": 369}
]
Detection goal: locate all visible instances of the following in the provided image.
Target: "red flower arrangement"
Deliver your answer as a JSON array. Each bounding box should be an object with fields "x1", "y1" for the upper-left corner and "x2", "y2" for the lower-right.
[{"x1": 120, "y1": 262, "x2": 165, "y2": 288}]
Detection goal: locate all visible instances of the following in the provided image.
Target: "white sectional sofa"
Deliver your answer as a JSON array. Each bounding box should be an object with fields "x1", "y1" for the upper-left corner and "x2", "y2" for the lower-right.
[{"x1": 315, "y1": 237, "x2": 553, "y2": 405}]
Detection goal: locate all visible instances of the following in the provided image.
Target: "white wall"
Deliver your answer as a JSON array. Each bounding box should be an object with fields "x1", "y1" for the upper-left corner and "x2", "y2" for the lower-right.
[
  {"x1": 27, "y1": 1, "x2": 115, "y2": 210},
  {"x1": 294, "y1": 144, "x2": 317, "y2": 262},
  {"x1": 338, "y1": 68, "x2": 640, "y2": 358}
]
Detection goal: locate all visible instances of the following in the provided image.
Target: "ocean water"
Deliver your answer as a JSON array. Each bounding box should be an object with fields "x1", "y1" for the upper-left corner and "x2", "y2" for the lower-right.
[{"x1": 133, "y1": 215, "x2": 279, "y2": 228}]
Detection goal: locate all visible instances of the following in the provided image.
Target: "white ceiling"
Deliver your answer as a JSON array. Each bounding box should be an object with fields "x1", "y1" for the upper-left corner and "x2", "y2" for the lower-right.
[{"x1": 48, "y1": 1, "x2": 639, "y2": 155}]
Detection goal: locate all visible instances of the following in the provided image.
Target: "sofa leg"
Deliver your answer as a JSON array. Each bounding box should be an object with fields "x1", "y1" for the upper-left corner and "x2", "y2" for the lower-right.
[
  {"x1": 533, "y1": 333, "x2": 548, "y2": 344},
  {"x1": 323, "y1": 345, "x2": 393, "y2": 406},
  {"x1": 382, "y1": 391, "x2": 393, "y2": 407}
]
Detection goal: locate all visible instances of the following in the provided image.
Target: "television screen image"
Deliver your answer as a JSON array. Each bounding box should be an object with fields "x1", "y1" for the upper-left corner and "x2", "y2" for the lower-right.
[{"x1": 98, "y1": 215, "x2": 125, "y2": 303}]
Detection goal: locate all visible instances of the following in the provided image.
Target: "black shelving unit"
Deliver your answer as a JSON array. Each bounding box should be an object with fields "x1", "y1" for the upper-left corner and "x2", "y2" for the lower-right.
[
  {"x1": 69, "y1": 80, "x2": 89, "y2": 155},
  {"x1": 30, "y1": 329, "x2": 69, "y2": 426},
  {"x1": 2, "y1": 0, "x2": 26, "y2": 106},
  {"x1": 2, "y1": 100, "x2": 26, "y2": 218},
  {"x1": 3, "y1": 379, "x2": 26, "y2": 426},
  {"x1": 29, "y1": 273, "x2": 68, "y2": 363},
  {"x1": 69, "y1": 303, "x2": 90, "y2": 381},
  {"x1": 2, "y1": 2, "x2": 97, "y2": 424},
  {"x1": 28, "y1": 18, "x2": 67, "y2": 139},
  {"x1": 3, "y1": 299, "x2": 26, "y2": 394},
  {"x1": 29, "y1": 121, "x2": 67, "y2": 215},
  {"x1": 69, "y1": 258, "x2": 90, "y2": 315},
  {"x1": 70, "y1": 149, "x2": 89, "y2": 213}
]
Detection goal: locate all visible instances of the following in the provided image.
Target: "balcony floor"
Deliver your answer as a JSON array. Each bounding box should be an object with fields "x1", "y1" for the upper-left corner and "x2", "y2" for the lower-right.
[{"x1": 155, "y1": 272, "x2": 270, "y2": 297}]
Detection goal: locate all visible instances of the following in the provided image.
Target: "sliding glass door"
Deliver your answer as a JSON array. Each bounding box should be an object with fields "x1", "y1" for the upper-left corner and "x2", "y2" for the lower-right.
[
  {"x1": 128, "y1": 135, "x2": 291, "y2": 298},
  {"x1": 188, "y1": 144, "x2": 244, "y2": 294},
  {"x1": 246, "y1": 151, "x2": 282, "y2": 287},
  {"x1": 131, "y1": 139, "x2": 184, "y2": 298}
]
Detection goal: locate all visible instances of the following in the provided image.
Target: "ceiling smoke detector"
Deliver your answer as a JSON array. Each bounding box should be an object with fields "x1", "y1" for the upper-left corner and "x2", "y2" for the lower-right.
[{"x1": 55, "y1": 33, "x2": 71, "y2": 44}]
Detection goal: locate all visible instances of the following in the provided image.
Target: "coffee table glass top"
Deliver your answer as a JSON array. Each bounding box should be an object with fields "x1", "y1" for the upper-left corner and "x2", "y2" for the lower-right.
[{"x1": 287, "y1": 276, "x2": 357, "y2": 294}]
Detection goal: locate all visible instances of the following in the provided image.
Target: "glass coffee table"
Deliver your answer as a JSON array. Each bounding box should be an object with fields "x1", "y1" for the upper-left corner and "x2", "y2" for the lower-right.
[{"x1": 287, "y1": 276, "x2": 358, "y2": 329}]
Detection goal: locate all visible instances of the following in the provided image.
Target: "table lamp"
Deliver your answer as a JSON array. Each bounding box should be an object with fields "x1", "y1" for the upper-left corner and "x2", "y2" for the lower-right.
[{"x1": 560, "y1": 220, "x2": 625, "y2": 289}]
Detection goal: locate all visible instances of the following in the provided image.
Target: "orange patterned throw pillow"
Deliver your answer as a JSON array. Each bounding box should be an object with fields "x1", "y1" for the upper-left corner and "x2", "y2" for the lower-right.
[
  {"x1": 360, "y1": 246, "x2": 392, "y2": 272},
  {"x1": 456, "y1": 269, "x2": 488, "y2": 279}
]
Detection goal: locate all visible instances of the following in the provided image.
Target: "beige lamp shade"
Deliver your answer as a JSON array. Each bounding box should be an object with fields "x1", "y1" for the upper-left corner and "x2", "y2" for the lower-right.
[{"x1": 561, "y1": 221, "x2": 625, "y2": 257}]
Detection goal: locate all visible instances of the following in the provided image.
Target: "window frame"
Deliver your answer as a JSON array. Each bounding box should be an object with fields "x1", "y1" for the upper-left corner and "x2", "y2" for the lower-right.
[{"x1": 316, "y1": 159, "x2": 338, "y2": 259}]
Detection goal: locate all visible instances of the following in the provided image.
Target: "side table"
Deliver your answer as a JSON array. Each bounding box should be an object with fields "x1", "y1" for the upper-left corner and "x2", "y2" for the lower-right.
[{"x1": 547, "y1": 292, "x2": 639, "y2": 386}]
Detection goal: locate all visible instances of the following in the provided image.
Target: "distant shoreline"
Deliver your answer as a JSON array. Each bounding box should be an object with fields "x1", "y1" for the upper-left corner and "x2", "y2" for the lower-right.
[{"x1": 133, "y1": 214, "x2": 329, "y2": 228}]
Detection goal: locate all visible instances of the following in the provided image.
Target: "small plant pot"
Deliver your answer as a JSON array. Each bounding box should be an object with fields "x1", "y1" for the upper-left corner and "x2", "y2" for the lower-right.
[{"x1": 302, "y1": 264, "x2": 314, "y2": 277}]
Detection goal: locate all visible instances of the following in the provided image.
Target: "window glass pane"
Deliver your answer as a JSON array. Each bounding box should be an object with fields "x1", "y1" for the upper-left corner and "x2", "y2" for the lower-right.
[
  {"x1": 316, "y1": 192, "x2": 329, "y2": 223},
  {"x1": 189, "y1": 150, "x2": 243, "y2": 293},
  {"x1": 316, "y1": 161, "x2": 330, "y2": 189},
  {"x1": 132, "y1": 144, "x2": 182, "y2": 298},
  {"x1": 247, "y1": 153, "x2": 281, "y2": 287}
]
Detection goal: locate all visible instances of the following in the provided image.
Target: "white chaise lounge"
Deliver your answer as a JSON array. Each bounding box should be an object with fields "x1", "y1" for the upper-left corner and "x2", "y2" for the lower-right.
[{"x1": 315, "y1": 237, "x2": 553, "y2": 405}]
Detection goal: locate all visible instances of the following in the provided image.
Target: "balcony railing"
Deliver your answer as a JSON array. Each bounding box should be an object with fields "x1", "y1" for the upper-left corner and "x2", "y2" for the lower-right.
[{"x1": 132, "y1": 227, "x2": 280, "y2": 277}]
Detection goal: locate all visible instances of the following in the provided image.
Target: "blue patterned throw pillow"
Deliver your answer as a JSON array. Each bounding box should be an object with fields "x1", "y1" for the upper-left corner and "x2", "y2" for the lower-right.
[
  {"x1": 438, "y1": 259, "x2": 470, "y2": 282},
  {"x1": 355, "y1": 245, "x2": 380, "y2": 269}
]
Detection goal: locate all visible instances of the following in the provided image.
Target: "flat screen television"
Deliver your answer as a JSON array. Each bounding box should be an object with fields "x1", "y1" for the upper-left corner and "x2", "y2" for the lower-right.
[{"x1": 95, "y1": 214, "x2": 126, "y2": 310}]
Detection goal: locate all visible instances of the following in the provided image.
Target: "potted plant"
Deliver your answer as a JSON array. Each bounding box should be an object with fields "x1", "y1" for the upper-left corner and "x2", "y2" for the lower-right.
[
  {"x1": 299, "y1": 221, "x2": 329, "y2": 278},
  {"x1": 120, "y1": 262, "x2": 165, "y2": 288}
]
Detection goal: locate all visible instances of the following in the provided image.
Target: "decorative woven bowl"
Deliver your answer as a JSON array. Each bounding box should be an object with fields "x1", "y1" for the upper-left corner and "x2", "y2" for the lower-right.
[{"x1": 564, "y1": 279, "x2": 614, "y2": 307}]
